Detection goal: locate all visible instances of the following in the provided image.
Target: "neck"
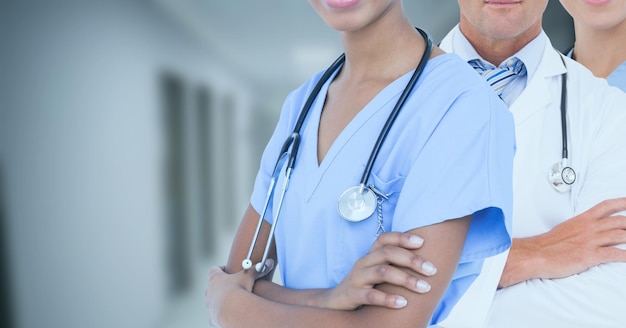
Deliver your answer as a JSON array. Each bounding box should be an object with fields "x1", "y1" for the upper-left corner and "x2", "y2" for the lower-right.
[
  {"x1": 572, "y1": 21, "x2": 626, "y2": 78},
  {"x1": 338, "y1": 13, "x2": 426, "y2": 82},
  {"x1": 459, "y1": 22, "x2": 541, "y2": 66}
]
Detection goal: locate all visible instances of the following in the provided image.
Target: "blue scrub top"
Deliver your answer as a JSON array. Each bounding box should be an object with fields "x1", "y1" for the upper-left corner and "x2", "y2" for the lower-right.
[
  {"x1": 566, "y1": 49, "x2": 626, "y2": 92},
  {"x1": 607, "y1": 61, "x2": 626, "y2": 92},
  {"x1": 250, "y1": 53, "x2": 515, "y2": 325}
]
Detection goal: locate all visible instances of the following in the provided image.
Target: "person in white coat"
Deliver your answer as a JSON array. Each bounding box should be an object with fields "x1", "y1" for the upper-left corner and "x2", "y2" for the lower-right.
[{"x1": 436, "y1": 0, "x2": 626, "y2": 327}]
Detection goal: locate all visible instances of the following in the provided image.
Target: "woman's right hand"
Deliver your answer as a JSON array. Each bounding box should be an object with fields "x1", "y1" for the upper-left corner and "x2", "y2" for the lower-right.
[{"x1": 309, "y1": 232, "x2": 438, "y2": 310}]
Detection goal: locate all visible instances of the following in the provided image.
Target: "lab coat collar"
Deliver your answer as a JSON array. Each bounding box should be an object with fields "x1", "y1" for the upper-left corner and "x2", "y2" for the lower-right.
[
  {"x1": 440, "y1": 26, "x2": 567, "y2": 126},
  {"x1": 509, "y1": 35, "x2": 566, "y2": 126}
]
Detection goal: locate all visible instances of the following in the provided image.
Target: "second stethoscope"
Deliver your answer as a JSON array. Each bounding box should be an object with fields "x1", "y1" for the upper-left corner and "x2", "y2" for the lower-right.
[
  {"x1": 548, "y1": 55, "x2": 576, "y2": 193},
  {"x1": 242, "y1": 28, "x2": 433, "y2": 272}
]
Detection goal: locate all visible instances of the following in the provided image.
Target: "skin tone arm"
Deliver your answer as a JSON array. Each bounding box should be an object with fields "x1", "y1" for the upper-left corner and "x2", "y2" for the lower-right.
[
  {"x1": 206, "y1": 213, "x2": 471, "y2": 328},
  {"x1": 317, "y1": 198, "x2": 626, "y2": 297},
  {"x1": 222, "y1": 204, "x2": 437, "y2": 310},
  {"x1": 498, "y1": 197, "x2": 626, "y2": 288}
]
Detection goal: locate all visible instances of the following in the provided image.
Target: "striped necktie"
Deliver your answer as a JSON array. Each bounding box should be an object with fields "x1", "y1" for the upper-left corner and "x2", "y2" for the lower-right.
[{"x1": 468, "y1": 57, "x2": 526, "y2": 98}]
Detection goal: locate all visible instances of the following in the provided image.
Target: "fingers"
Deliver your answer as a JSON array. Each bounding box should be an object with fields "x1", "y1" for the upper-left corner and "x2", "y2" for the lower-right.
[
  {"x1": 366, "y1": 232, "x2": 437, "y2": 276},
  {"x1": 585, "y1": 198, "x2": 626, "y2": 220},
  {"x1": 348, "y1": 268, "x2": 432, "y2": 308},
  {"x1": 598, "y1": 215, "x2": 626, "y2": 231},
  {"x1": 359, "y1": 244, "x2": 437, "y2": 277},
  {"x1": 352, "y1": 288, "x2": 409, "y2": 309},
  {"x1": 359, "y1": 263, "x2": 432, "y2": 294},
  {"x1": 597, "y1": 228, "x2": 626, "y2": 247},
  {"x1": 371, "y1": 232, "x2": 424, "y2": 251},
  {"x1": 597, "y1": 247, "x2": 626, "y2": 265},
  {"x1": 207, "y1": 266, "x2": 226, "y2": 284}
]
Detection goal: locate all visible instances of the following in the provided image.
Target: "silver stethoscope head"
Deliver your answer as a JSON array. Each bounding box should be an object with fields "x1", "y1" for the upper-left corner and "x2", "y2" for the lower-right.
[
  {"x1": 547, "y1": 55, "x2": 576, "y2": 193},
  {"x1": 337, "y1": 184, "x2": 377, "y2": 222},
  {"x1": 548, "y1": 158, "x2": 576, "y2": 193}
]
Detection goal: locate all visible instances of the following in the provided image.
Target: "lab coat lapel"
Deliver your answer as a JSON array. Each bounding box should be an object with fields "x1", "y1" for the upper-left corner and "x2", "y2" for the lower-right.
[
  {"x1": 440, "y1": 27, "x2": 567, "y2": 127},
  {"x1": 509, "y1": 44, "x2": 566, "y2": 126}
]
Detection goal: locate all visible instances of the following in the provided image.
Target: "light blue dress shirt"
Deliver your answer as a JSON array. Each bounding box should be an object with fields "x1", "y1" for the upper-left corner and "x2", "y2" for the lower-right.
[{"x1": 250, "y1": 53, "x2": 515, "y2": 325}]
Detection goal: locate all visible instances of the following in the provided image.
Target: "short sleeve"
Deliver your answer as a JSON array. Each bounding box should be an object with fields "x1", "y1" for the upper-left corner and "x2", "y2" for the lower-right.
[
  {"x1": 249, "y1": 91, "x2": 298, "y2": 218},
  {"x1": 391, "y1": 88, "x2": 515, "y2": 323},
  {"x1": 392, "y1": 89, "x2": 514, "y2": 261},
  {"x1": 249, "y1": 71, "x2": 326, "y2": 220}
]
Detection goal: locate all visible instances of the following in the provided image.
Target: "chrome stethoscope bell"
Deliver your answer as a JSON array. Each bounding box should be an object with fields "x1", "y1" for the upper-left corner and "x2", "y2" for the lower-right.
[
  {"x1": 337, "y1": 184, "x2": 377, "y2": 222},
  {"x1": 548, "y1": 158, "x2": 576, "y2": 193}
]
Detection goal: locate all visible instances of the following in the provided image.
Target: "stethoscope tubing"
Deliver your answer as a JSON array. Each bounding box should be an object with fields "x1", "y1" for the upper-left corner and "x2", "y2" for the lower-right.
[
  {"x1": 242, "y1": 155, "x2": 282, "y2": 270},
  {"x1": 359, "y1": 28, "x2": 433, "y2": 188},
  {"x1": 243, "y1": 28, "x2": 433, "y2": 271},
  {"x1": 559, "y1": 56, "x2": 569, "y2": 161},
  {"x1": 548, "y1": 54, "x2": 576, "y2": 192}
]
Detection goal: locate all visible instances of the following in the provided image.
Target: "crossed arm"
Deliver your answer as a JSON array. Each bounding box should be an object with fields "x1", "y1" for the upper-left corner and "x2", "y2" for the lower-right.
[
  {"x1": 498, "y1": 197, "x2": 626, "y2": 288},
  {"x1": 205, "y1": 204, "x2": 471, "y2": 328},
  {"x1": 206, "y1": 197, "x2": 626, "y2": 328}
]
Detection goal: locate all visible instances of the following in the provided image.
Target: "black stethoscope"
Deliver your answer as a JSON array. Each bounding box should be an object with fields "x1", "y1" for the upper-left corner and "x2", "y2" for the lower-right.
[
  {"x1": 548, "y1": 54, "x2": 576, "y2": 193},
  {"x1": 242, "y1": 28, "x2": 433, "y2": 272}
]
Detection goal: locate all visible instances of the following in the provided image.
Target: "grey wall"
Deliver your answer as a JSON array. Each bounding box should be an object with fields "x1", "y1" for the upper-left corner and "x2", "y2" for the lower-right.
[{"x1": 0, "y1": 1, "x2": 255, "y2": 327}]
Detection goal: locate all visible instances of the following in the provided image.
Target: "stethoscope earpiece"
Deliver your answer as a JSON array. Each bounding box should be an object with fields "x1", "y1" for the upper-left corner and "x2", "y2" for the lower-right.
[
  {"x1": 242, "y1": 259, "x2": 253, "y2": 270},
  {"x1": 241, "y1": 259, "x2": 271, "y2": 273}
]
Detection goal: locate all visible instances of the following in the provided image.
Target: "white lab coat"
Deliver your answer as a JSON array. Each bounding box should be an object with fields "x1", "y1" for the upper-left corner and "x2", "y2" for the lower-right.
[{"x1": 439, "y1": 27, "x2": 626, "y2": 328}]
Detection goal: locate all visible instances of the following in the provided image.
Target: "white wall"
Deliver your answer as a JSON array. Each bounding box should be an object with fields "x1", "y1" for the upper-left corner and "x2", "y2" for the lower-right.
[{"x1": 0, "y1": 1, "x2": 256, "y2": 327}]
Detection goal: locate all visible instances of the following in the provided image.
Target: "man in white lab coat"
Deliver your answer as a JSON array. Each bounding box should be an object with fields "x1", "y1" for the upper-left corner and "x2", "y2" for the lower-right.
[{"x1": 437, "y1": 0, "x2": 626, "y2": 327}]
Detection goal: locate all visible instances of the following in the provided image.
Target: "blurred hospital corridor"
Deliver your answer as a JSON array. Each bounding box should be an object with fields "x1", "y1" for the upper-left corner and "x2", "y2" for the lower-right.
[{"x1": 0, "y1": 1, "x2": 574, "y2": 327}]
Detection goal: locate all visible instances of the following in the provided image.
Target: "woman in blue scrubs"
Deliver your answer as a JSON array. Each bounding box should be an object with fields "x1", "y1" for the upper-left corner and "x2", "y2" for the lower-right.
[
  {"x1": 560, "y1": 0, "x2": 626, "y2": 91},
  {"x1": 205, "y1": 1, "x2": 516, "y2": 327}
]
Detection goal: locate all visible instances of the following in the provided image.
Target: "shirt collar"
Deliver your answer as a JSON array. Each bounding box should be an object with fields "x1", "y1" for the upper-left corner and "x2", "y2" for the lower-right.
[{"x1": 450, "y1": 24, "x2": 547, "y2": 83}]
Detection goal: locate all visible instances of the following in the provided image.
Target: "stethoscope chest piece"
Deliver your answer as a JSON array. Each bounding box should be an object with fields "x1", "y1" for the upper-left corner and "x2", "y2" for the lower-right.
[
  {"x1": 338, "y1": 186, "x2": 377, "y2": 222},
  {"x1": 548, "y1": 160, "x2": 576, "y2": 193}
]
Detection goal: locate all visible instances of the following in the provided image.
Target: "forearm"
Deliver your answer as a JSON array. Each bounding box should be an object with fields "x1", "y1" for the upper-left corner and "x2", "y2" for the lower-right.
[
  {"x1": 252, "y1": 279, "x2": 327, "y2": 307},
  {"x1": 498, "y1": 237, "x2": 545, "y2": 288},
  {"x1": 222, "y1": 218, "x2": 471, "y2": 328},
  {"x1": 221, "y1": 287, "x2": 420, "y2": 328},
  {"x1": 212, "y1": 217, "x2": 470, "y2": 327},
  {"x1": 499, "y1": 199, "x2": 626, "y2": 288},
  {"x1": 218, "y1": 288, "x2": 320, "y2": 328}
]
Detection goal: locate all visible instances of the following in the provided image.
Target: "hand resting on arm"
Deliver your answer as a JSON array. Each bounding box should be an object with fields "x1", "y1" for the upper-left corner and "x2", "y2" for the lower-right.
[
  {"x1": 205, "y1": 204, "x2": 471, "y2": 328},
  {"x1": 499, "y1": 197, "x2": 626, "y2": 288}
]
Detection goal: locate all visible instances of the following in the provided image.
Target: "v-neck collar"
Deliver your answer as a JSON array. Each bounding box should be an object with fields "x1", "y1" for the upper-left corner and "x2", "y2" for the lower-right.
[{"x1": 300, "y1": 67, "x2": 416, "y2": 201}]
